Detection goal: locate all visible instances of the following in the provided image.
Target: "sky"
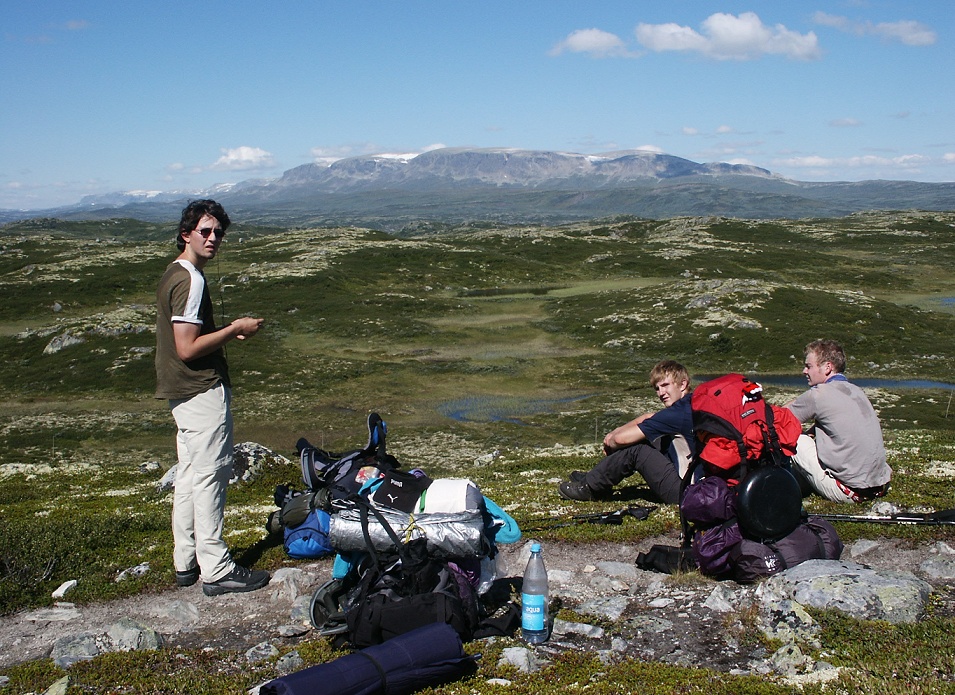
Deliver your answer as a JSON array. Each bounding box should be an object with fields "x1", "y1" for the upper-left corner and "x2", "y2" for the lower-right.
[{"x1": 2, "y1": 1, "x2": 953, "y2": 210}]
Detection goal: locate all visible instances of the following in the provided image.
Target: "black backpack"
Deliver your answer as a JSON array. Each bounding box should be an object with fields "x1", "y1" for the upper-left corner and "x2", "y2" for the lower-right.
[
  {"x1": 310, "y1": 497, "x2": 479, "y2": 648},
  {"x1": 297, "y1": 413, "x2": 400, "y2": 500}
]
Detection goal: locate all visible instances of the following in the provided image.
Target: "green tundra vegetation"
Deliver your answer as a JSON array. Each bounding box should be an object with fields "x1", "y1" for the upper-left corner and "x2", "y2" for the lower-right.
[{"x1": 1, "y1": 210, "x2": 954, "y2": 693}]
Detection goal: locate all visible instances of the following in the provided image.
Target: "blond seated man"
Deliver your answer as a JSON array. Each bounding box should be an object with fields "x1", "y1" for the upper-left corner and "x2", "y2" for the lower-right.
[{"x1": 558, "y1": 360, "x2": 693, "y2": 503}]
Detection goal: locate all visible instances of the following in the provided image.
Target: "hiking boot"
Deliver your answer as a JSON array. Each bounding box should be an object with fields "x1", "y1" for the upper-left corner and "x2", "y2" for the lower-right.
[
  {"x1": 202, "y1": 565, "x2": 271, "y2": 596},
  {"x1": 569, "y1": 470, "x2": 588, "y2": 483},
  {"x1": 175, "y1": 567, "x2": 200, "y2": 587},
  {"x1": 558, "y1": 480, "x2": 610, "y2": 502}
]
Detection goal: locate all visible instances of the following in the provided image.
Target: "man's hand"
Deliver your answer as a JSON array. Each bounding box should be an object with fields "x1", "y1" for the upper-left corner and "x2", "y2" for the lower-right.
[{"x1": 232, "y1": 317, "x2": 264, "y2": 340}]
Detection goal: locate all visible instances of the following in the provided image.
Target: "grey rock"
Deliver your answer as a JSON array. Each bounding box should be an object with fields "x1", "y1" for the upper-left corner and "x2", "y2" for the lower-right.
[
  {"x1": 547, "y1": 569, "x2": 576, "y2": 587},
  {"x1": 26, "y1": 606, "x2": 82, "y2": 623},
  {"x1": 578, "y1": 595, "x2": 629, "y2": 621},
  {"x1": 595, "y1": 561, "x2": 639, "y2": 580},
  {"x1": 106, "y1": 618, "x2": 163, "y2": 652},
  {"x1": 42, "y1": 675, "x2": 69, "y2": 695},
  {"x1": 246, "y1": 641, "x2": 280, "y2": 663},
  {"x1": 43, "y1": 333, "x2": 85, "y2": 355},
  {"x1": 158, "y1": 466, "x2": 178, "y2": 492},
  {"x1": 115, "y1": 562, "x2": 150, "y2": 582},
  {"x1": 156, "y1": 599, "x2": 200, "y2": 624},
  {"x1": 762, "y1": 559, "x2": 931, "y2": 624},
  {"x1": 759, "y1": 599, "x2": 820, "y2": 647},
  {"x1": 936, "y1": 541, "x2": 955, "y2": 555},
  {"x1": 849, "y1": 539, "x2": 881, "y2": 558},
  {"x1": 290, "y1": 595, "x2": 313, "y2": 625},
  {"x1": 586, "y1": 574, "x2": 627, "y2": 594},
  {"x1": 277, "y1": 624, "x2": 310, "y2": 638},
  {"x1": 703, "y1": 585, "x2": 736, "y2": 612},
  {"x1": 275, "y1": 650, "x2": 304, "y2": 674},
  {"x1": 269, "y1": 568, "x2": 312, "y2": 602},
  {"x1": 769, "y1": 643, "x2": 812, "y2": 676},
  {"x1": 231, "y1": 442, "x2": 291, "y2": 484},
  {"x1": 498, "y1": 646, "x2": 549, "y2": 674},
  {"x1": 51, "y1": 580, "x2": 77, "y2": 599},
  {"x1": 552, "y1": 618, "x2": 605, "y2": 639},
  {"x1": 51, "y1": 632, "x2": 100, "y2": 668},
  {"x1": 649, "y1": 597, "x2": 675, "y2": 608},
  {"x1": 920, "y1": 555, "x2": 955, "y2": 580}
]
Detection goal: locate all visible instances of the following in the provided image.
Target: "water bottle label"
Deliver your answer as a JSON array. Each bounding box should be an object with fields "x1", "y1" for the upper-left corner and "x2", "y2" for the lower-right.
[{"x1": 521, "y1": 592, "x2": 546, "y2": 631}]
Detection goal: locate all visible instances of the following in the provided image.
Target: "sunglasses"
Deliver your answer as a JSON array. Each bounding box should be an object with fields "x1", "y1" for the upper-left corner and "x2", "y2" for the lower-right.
[{"x1": 193, "y1": 227, "x2": 225, "y2": 239}]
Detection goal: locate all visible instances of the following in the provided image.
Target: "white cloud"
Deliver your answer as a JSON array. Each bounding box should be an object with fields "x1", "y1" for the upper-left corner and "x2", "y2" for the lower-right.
[
  {"x1": 775, "y1": 153, "x2": 931, "y2": 173},
  {"x1": 209, "y1": 146, "x2": 276, "y2": 172},
  {"x1": 829, "y1": 118, "x2": 862, "y2": 128},
  {"x1": 944, "y1": 153, "x2": 955, "y2": 164},
  {"x1": 682, "y1": 127, "x2": 699, "y2": 136},
  {"x1": 813, "y1": 12, "x2": 936, "y2": 46},
  {"x1": 716, "y1": 125, "x2": 734, "y2": 134},
  {"x1": 636, "y1": 12, "x2": 821, "y2": 61},
  {"x1": 65, "y1": 20, "x2": 90, "y2": 31},
  {"x1": 549, "y1": 28, "x2": 634, "y2": 58}
]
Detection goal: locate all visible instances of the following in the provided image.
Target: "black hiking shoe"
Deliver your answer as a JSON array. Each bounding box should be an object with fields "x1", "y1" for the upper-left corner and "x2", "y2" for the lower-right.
[
  {"x1": 175, "y1": 567, "x2": 200, "y2": 587},
  {"x1": 202, "y1": 566, "x2": 270, "y2": 596},
  {"x1": 558, "y1": 480, "x2": 610, "y2": 502},
  {"x1": 569, "y1": 470, "x2": 588, "y2": 483}
]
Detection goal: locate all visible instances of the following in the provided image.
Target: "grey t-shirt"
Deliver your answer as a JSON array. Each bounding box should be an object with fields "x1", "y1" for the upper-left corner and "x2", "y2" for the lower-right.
[{"x1": 787, "y1": 379, "x2": 891, "y2": 489}]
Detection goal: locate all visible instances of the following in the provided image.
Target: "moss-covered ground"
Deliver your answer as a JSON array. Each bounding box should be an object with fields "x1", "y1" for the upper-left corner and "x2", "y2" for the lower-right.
[{"x1": 1, "y1": 211, "x2": 954, "y2": 693}]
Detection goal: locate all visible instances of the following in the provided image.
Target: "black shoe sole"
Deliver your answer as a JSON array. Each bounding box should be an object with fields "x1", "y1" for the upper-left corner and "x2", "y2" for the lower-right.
[{"x1": 202, "y1": 576, "x2": 270, "y2": 596}]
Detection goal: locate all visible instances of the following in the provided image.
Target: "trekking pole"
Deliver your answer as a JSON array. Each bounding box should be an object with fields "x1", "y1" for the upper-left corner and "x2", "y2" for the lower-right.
[
  {"x1": 815, "y1": 509, "x2": 955, "y2": 526},
  {"x1": 522, "y1": 506, "x2": 656, "y2": 531}
]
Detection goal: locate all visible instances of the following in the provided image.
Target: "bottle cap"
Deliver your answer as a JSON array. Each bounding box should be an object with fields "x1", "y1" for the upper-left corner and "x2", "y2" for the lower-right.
[{"x1": 530, "y1": 542, "x2": 541, "y2": 553}]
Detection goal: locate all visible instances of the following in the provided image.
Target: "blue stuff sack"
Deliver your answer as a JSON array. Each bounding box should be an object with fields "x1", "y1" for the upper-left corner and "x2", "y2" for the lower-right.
[{"x1": 284, "y1": 509, "x2": 333, "y2": 559}]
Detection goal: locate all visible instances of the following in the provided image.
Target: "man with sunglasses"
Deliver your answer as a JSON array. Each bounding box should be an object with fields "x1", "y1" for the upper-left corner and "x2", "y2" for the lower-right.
[{"x1": 155, "y1": 199, "x2": 270, "y2": 595}]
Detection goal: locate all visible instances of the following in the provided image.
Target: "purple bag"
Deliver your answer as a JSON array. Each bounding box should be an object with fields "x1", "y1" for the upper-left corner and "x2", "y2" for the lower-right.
[
  {"x1": 730, "y1": 516, "x2": 844, "y2": 583},
  {"x1": 680, "y1": 475, "x2": 736, "y2": 526},
  {"x1": 691, "y1": 521, "x2": 743, "y2": 577}
]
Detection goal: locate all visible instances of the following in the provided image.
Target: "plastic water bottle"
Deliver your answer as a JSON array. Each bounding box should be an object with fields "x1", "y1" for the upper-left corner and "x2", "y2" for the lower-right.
[{"x1": 521, "y1": 541, "x2": 549, "y2": 644}]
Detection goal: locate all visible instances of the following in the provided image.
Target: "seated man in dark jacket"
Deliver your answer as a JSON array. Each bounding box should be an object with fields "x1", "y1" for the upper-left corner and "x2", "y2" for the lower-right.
[{"x1": 558, "y1": 360, "x2": 694, "y2": 504}]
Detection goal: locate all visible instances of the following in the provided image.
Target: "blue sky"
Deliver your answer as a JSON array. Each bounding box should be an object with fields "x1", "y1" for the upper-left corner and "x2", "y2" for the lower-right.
[{"x1": 2, "y1": 1, "x2": 952, "y2": 210}]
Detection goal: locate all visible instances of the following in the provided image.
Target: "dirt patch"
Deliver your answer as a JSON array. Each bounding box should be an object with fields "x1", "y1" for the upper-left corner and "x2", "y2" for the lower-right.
[{"x1": 0, "y1": 536, "x2": 951, "y2": 674}]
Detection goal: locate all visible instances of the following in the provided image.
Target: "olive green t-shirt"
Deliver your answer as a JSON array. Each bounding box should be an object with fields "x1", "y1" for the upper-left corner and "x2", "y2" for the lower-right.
[{"x1": 155, "y1": 259, "x2": 230, "y2": 400}]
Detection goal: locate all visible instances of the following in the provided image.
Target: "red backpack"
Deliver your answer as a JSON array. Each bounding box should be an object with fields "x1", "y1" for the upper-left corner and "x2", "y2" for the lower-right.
[{"x1": 690, "y1": 374, "x2": 801, "y2": 484}]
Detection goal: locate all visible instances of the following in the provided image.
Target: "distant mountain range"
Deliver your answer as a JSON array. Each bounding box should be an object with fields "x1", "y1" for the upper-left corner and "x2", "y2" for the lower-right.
[{"x1": 4, "y1": 148, "x2": 954, "y2": 229}]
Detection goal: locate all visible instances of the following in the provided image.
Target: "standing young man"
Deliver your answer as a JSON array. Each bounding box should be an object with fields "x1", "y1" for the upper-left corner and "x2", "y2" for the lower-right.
[
  {"x1": 785, "y1": 339, "x2": 891, "y2": 503},
  {"x1": 156, "y1": 199, "x2": 270, "y2": 595},
  {"x1": 558, "y1": 360, "x2": 694, "y2": 504}
]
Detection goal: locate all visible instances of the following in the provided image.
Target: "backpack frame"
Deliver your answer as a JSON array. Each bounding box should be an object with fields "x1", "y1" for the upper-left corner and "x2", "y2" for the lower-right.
[{"x1": 297, "y1": 413, "x2": 399, "y2": 500}]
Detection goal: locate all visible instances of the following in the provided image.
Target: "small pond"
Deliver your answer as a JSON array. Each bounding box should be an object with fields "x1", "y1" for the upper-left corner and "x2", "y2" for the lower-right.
[
  {"x1": 437, "y1": 395, "x2": 594, "y2": 424},
  {"x1": 438, "y1": 377, "x2": 955, "y2": 423}
]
